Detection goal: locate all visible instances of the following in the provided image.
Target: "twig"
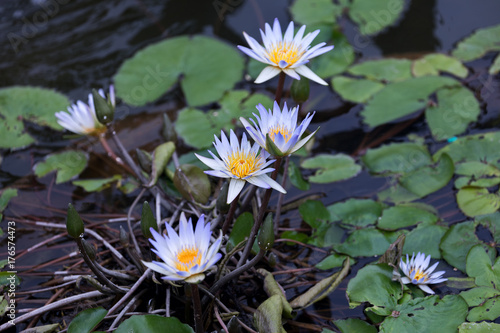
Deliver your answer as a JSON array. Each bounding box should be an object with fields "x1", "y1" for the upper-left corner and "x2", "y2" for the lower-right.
[
  {"x1": 109, "y1": 290, "x2": 146, "y2": 330},
  {"x1": 274, "y1": 156, "x2": 289, "y2": 235},
  {"x1": 127, "y1": 187, "x2": 147, "y2": 256},
  {"x1": 107, "y1": 268, "x2": 152, "y2": 316}
]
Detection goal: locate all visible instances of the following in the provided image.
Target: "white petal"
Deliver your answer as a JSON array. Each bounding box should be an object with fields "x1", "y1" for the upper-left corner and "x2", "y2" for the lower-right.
[
  {"x1": 294, "y1": 65, "x2": 328, "y2": 85},
  {"x1": 227, "y1": 179, "x2": 245, "y2": 203},
  {"x1": 255, "y1": 66, "x2": 281, "y2": 84},
  {"x1": 418, "y1": 284, "x2": 435, "y2": 294},
  {"x1": 283, "y1": 68, "x2": 301, "y2": 80}
]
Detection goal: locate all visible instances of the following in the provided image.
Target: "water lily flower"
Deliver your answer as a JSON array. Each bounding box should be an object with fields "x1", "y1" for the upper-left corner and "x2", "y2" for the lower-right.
[
  {"x1": 399, "y1": 252, "x2": 447, "y2": 294},
  {"x1": 142, "y1": 214, "x2": 222, "y2": 284},
  {"x1": 240, "y1": 101, "x2": 317, "y2": 157},
  {"x1": 237, "y1": 18, "x2": 334, "y2": 85},
  {"x1": 195, "y1": 130, "x2": 286, "y2": 204},
  {"x1": 55, "y1": 86, "x2": 115, "y2": 136}
]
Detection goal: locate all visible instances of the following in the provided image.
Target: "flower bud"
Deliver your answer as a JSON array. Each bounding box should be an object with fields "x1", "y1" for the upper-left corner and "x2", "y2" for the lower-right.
[
  {"x1": 265, "y1": 134, "x2": 285, "y2": 157},
  {"x1": 119, "y1": 226, "x2": 129, "y2": 246},
  {"x1": 141, "y1": 201, "x2": 158, "y2": 239},
  {"x1": 291, "y1": 77, "x2": 310, "y2": 104},
  {"x1": 136, "y1": 148, "x2": 152, "y2": 173},
  {"x1": 81, "y1": 238, "x2": 96, "y2": 260},
  {"x1": 92, "y1": 89, "x2": 114, "y2": 125},
  {"x1": 66, "y1": 203, "x2": 84, "y2": 238},
  {"x1": 162, "y1": 113, "x2": 177, "y2": 143}
]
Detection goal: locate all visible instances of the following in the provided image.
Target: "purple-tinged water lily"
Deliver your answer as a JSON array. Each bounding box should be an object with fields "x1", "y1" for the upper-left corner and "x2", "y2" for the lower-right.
[
  {"x1": 195, "y1": 130, "x2": 286, "y2": 204},
  {"x1": 237, "y1": 18, "x2": 334, "y2": 85},
  {"x1": 142, "y1": 214, "x2": 222, "y2": 284},
  {"x1": 399, "y1": 252, "x2": 447, "y2": 294},
  {"x1": 240, "y1": 101, "x2": 317, "y2": 157},
  {"x1": 55, "y1": 86, "x2": 115, "y2": 136}
]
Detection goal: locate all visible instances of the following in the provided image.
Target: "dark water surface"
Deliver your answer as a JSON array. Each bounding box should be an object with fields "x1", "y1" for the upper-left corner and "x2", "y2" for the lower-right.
[{"x1": 1, "y1": 0, "x2": 500, "y2": 331}]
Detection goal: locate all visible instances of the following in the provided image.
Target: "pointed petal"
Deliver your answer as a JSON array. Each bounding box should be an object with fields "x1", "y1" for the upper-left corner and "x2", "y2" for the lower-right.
[
  {"x1": 227, "y1": 179, "x2": 245, "y2": 203},
  {"x1": 255, "y1": 66, "x2": 281, "y2": 84},
  {"x1": 294, "y1": 65, "x2": 328, "y2": 85}
]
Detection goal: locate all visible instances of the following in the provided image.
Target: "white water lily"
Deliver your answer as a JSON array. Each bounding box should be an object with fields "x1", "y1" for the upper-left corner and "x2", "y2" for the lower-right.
[
  {"x1": 195, "y1": 130, "x2": 286, "y2": 204},
  {"x1": 240, "y1": 101, "x2": 317, "y2": 157},
  {"x1": 399, "y1": 252, "x2": 447, "y2": 294},
  {"x1": 237, "y1": 18, "x2": 334, "y2": 85},
  {"x1": 55, "y1": 86, "x2": 115, "y2": 136},
  {"x1": 142, "y1": 214, "x2": 222, "y2": 284}
]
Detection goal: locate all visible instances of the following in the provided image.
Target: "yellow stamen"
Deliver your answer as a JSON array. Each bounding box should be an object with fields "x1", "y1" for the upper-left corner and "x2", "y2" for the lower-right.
[
  {"x1": 409, "y1": 268, "x2": 428, "y2": 282},
  {"x1": 175, "y1": 245, "x2": 201, "y2": 272},
  {"x1": 267, "y1": 42, "x2": 303, "y2": 67},
  {"x1": 268, "y1": 125, "x2": 292, "y2": 143},
  {"x1": 228, "y1": 151, "x2": 259, "y2": 178}
]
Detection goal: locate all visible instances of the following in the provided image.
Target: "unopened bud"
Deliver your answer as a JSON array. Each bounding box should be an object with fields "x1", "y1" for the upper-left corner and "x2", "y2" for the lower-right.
[
  {"x1": 81, "y1": 238, "x2": 96, "y2": 260},
  {"x1": 162, "y1": 113, "x2": 177, "y2": 143},
  {"x1": 291, "y1": 78, "x2": 310, "y2": 104},
  {"x1": 141, "y1": 201, "x2": 158, "y2": 239},
  {"x1": 66, "y1": 203, "x2": 84, "y2": 238},
  {"x1": 92, "y1": 89, "x2": 114, "y2": 125},
  {"x1": 119, "y1": 226, "x2": 129, "y2": 246}
]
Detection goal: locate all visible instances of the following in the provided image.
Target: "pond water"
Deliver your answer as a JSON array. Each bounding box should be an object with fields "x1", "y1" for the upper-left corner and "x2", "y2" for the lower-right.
[{"x1": 1, "y1": 0, "x2": 500, "y2": 331}]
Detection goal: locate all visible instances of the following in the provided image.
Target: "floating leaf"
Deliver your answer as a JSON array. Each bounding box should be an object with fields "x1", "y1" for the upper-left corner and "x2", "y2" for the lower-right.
[
  {"x1": 299, "y1": 200, "x2": 330, "y2": 229},
  {"x1": 434, "y1": 131, "x2": 500, "y2": 166},
  {"x1": 361, "y1": 76, "x2": 459, "y2": 127},
  {"x1": 114, "y1": 36, "x2": 244, "y2": 107},
  {"x1": 310, "y1": 222, "x2": 344, "y2": 248},
  {"x1": 379, "y1": 295, "x2": 468, "y2": 333},
  {"x1": 348, "y1": 58, "x2": 412, "y2": 82},
  {"x1": 403, "y1": 224, "x2": 447, "y2": 259},
  {"x1": 489, "y1": 54, "x2": 500, "y2": 75},
  {"x1": 281, "y1": 230, "x2": 310, "y2": 245},
  {"x1": 362, "y1": 142, "x2": 432, "y2": 175},
  {"x1": 459, "y1": 322, "x2": 500, "y2": 332},
  {"x1": 347, "y1": 264, "x2": 402, "y2": 316},
  {"x1": 452, "y1": 24, "x2": 500, "y2": 62},
  {"x1": 115, "y1": 315, "x2": 194, "y2": 333},
  {"x1": 426, "y1": 86, "x2": 480, "y2": 141},
  {"x1": 467, "y1": 296, "x2": 500, "y2": 322},
  {"x1": 73, "y1": 175, "x2": 122, "y2": 192},
  {"x1": 289, "y1": 0, "x2": 341, "y2": 25},
  {"x1": 0, "y1": 86, "x2": 69, "y2": 149},
  {"x1": 398, "y1": 153, "x2": 454, "y2": 198},
  {"x1": 316, "y1": 253, "x2": 351, "y2": 270},
  {"x1": 0, "y1": 188, "x2": 18, "y2": 212},
  {"x1": 310, "y1": 29, "x2": 355, "y2": 78},
  {"x1": 440, "y1": 221, "x2": 493, "y2": 272},
  {"x1": 176, "y1": 90, "x2": 273, "y2": 149},
  {"x1": 333, "y1": 228, "x2": 399, "y2": 257},
  {"x1": 457, "y1": 187, "x2": 500, "y2": 217},
  {"x1": 412, "y1": 54, "x2": 468, "y2": 78},
  {"x1": 334, "y1": 318, "x2": 377, "y2": 333},
  {"x1": 331, "y1": 77, "x2": 384, "y2": 103},
  {"x1": 466, "y1": 245, "x2": 500, "y2": 289},
  {"x1": 460, "y1": 286, "x2": 500, "y2": 307},
  {"x1": 68, "y1": 307, "x2": 108, "y2": 333},
  {"x1": 378, "y1": 205, "x2": 438, "y2": 230},
  {"x1": 34, "y1": 150, "x2": 88, "y2": 184},
  {"x1": 301, "y1": 154, "x2": 361, "y2": 183},
  {"x1": 328, "y1": 198, "x2": 383, "y2": 228},
  {"x1": 476, "y1": 213, "x2": 500, "y2": 244},
  {"x1": 348, "y1": 0, "x2": 405, "y2": 35}
]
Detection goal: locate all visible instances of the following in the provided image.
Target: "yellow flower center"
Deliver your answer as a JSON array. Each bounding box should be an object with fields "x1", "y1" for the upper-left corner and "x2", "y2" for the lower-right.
[
  {"x1": 228, "y1": 151, "x2": 259, "y2": 178},
  {"x1": 175, "y1": 245, "x2": 201, "y2": 272},
  {"x1": 267, "y1": 42, "x2": 303, "y2": 67},
  {"x1": 268, "y1": 125, "x2": 292, "y2": 143},
  {"x1": 409, "y1": 268, "x2": 428, "y2": 283}
]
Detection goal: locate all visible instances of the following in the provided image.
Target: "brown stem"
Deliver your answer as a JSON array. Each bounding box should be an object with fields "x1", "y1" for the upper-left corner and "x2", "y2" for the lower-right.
[
  {"x1": 275, "y1": 72, "x2": 286, "y2": 106},
  {"x1": 222, "y1": 193, "x2": 240, "y2": 234},
  {"x1": 274, "y1": 156, "x2": 289, "y2": 235},
  {"x1": 98, "y1": 133, "x2": 135, "y2": 175},
  {"x1": 190, "y1": 284, "x2": 204, "y2": 333}
]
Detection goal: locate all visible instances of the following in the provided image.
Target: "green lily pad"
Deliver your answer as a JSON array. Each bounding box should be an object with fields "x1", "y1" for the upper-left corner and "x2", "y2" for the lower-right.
[
  {"x1": 115, "y1": 315, "x2": 194, "y2": 333},
  {"x1": 361, "y1": 76, "x2": 459, "y2": 127},
  {"x1": 333, "y1": 228, "x2": 399, "y2": 257},
  {"x1": 455, "y1": 176, "x2": 500, "y2": 189},
  {"x1": 434, "y1": 132, "x2": 500, "y2": 166},
  {"x1": 348, "y1": 0, "x2": 405, "y2": 35},
  {"x1": 466, "y1": 245, "x2": 500, "y2": 289},
  {"x1": 412, "y1": 54, "x2": 468, "y2": 78},
  {"x1": 68, "y1": 307, "x2": 108, "y2": 333},
  {"x1": 476, "y1": 213, "x2": 500, "y2": 244},
  {"x1": 468, "y1": 296, "x2": 500, "y2": 322},
  {"x1": 378, "y1": 205, "x2": 438, "y2": 230},
  {"x1": 379, "y1": 295, "x2": 468, "y2": 333},
  {"x1": 310, "y1": 222, "x2": 344, "y2": 248},
  {"x1": 334, "y1": 318, "x2": 377, "y2": 333},
  {"x1": 280, "y1": 231, "x2": 310, "y2": 245},
  {"x1": 426, "y1": 86, "x2": 480, "y2": 141},
  {"x1": 299, "y1": 200, "x2": 330, "y2": 229},
  {"x1": 457, "y1": 187, "x2": 500, "y2": 217},
  {"x1": 328, "y1": 198, "x2": 383, "y2": 228},
  {"x1": 114, "y1": 35, "x2": 244, "y2": 107},
  {"x1": 0, "y1": 86, "x2": 69, "y2": 149},
  {"x1": 0, "y1": 188, "x2": 18, "y2": 212},
  {"x1": 455, "y1": 161, "x2": 500, "y2": 187},
  {"x1": 459, "y1": 322, "x2": 500, "y2": 333},
  {"x1": 398, "y1": 153, "x2": 454, "y2": 198},
  {"x1": 316, "y1": 253, "x2": 351, "y2": 270},
  {"x1": 331, "y1": 77, "x2": 385, "y2": 103},
  {"x1": 347, "y1": 264, "x2": 402, "y2": 316},
  {"x1": 176, "y1": 90, "x2": 272, "y2": 149},
  {"x1": 310, "y1": 29, "x2": 355, "y2": 78},
  {"x1": 301, "y1": 154, "x2": 361, "y2": 183},
  {"x1": 489, "y1": 54, "x2": 500, "y2": 75},
  {"x1": 452, "y1": 24, "x2": 500, "y2": 62},
  {"x1": 440, "y1": 221, "x2": 491, "y2": 272},
  {"x1": 289, "y1": 0, "x2": 341, "y2": 25},
  {"x1": 362, "y1": 142, "x2": 432, "y2": 175},
  {"x1": 73, "y1": 175, "x2": 122, "y2": 192},
  {"x1": 34, "y1": 150, "x2": 88, "y2": 184},
  {"x1": 460, "y1": 287, "x2": 500, "y2": 307},
  {"x1": 348, "y1": 58, "x2": 412, "y2": 82},
  {"x1": 403, "y1": 224, "x2": 447, "y2": 259}
]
